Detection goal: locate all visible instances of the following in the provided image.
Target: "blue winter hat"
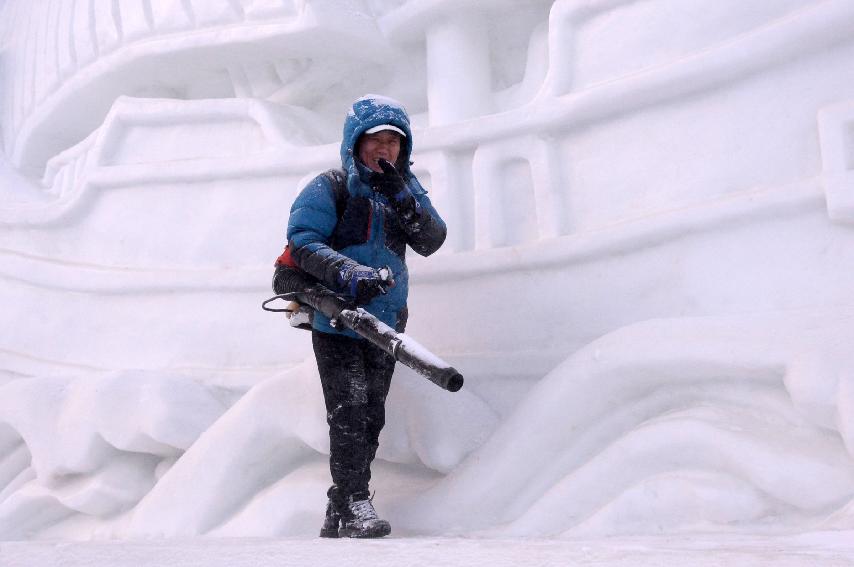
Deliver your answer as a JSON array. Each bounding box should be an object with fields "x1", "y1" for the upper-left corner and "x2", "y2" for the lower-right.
[{"x1": 341, "y1": 94, "x2": 414, "y2": 174}]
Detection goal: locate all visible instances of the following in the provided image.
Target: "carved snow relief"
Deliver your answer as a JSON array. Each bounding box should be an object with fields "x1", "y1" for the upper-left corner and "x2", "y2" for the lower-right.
[{"x1": 2, "y1": 0, "x2": 854, "y2": 540}]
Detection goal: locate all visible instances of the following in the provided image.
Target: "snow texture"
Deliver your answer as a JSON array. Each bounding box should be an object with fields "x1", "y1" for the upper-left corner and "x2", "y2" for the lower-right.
[
  {"x1": 4, "y1": 533, "x2": 854, "y2": 567},
  {"x1": 1, "y1": 0, "x2": 854, "y2": 553}
]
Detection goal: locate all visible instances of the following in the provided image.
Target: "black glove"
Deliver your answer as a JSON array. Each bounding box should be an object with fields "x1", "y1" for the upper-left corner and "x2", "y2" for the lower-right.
[
  {"x1": 371, "y1": 159, "x2": 407, "y2": 200},
  {"x1": 338, "y1": 264, "x2": 394, "y2": 305},
  {"x1": 371, "y1": 159, "x2": 422, "y2": 221}
]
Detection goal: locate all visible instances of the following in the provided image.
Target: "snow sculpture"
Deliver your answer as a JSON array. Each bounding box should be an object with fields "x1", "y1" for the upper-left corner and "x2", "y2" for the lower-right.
[{"x1": 1, "y1": 0, "x2": 854, "y2": 540}]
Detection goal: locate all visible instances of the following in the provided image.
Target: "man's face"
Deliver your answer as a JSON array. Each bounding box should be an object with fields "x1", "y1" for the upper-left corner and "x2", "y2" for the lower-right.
[{"x1": 358, "y1": 130, "x2": 402, "y2": 172}]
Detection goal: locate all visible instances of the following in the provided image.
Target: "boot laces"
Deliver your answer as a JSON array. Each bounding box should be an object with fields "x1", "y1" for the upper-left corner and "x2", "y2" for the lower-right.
[{"x1": 350, "y1": 498, "x2": 379, "y2": 521}]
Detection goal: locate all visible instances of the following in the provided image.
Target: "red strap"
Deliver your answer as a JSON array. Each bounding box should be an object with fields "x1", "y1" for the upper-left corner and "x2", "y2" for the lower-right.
[{"x1": 275, "y1": 244, "x2": 299, "y2": 267}]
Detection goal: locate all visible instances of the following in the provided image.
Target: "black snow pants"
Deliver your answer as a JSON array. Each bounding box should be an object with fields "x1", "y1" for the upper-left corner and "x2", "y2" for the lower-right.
[{"x1": 312, "y1": 330, "x2": 396, "y2": 499}]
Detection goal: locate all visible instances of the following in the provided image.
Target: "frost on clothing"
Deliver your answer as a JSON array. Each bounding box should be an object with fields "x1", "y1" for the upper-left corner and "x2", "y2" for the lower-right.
[
  {"x1": 286, "y1": 96, "x2": 447, "y2": 337},
  {"x1": 312, "y1": 331, "x2": 395, "y2": 499}
]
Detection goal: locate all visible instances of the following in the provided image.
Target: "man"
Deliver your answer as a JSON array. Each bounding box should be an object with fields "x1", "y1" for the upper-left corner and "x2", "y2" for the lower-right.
[{"x1": 274, "y1": 95, "x2": 447, "y2": 538}]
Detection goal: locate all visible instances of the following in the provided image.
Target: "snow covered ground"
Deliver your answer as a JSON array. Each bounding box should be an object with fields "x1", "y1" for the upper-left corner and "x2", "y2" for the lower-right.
[
  {"x1": 3, "y1": 0, "x2": 854, "y2": 564},
  {"x1": 5, "y1": 533, "x2": 854, "y2": 567}
]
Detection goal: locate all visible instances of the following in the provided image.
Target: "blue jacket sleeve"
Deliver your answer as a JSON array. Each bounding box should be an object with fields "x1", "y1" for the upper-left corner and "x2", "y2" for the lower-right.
[{"x1": 287, "y1": 175, "x2": 359, "y2": 290}]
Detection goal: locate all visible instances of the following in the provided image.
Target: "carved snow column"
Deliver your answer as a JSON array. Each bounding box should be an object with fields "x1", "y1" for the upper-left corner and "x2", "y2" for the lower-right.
[
  {"x1": 819, "y1": 101, "x2": 854, "y2": 224},
  {"x1": 423, "y1": 12, "x2": 491, "y2": 251},
  {"x1": 541, "y1": 133, "x2": 572, "y2": 236},
  {"x1": 442, "y1": 149, "x2": 477, "y2": 251},
  {"x1": 424, "y1": 12, "x2": 491, "y2": 125},
  {"x1": 543, "y1": 0, "x2": 638, "y2": 97},
  {"x1": 543, "y1": 0, "x2": 577, "y2": 97}
]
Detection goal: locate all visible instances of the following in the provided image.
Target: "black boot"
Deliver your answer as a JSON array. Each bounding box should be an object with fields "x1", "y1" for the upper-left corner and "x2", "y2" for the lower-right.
[
  {"x1": 338, "y1": 493, "x2": 391, "y2": 538},
  {"x1": 319, "y1": 486, "x2": 342, "y2": 538}
]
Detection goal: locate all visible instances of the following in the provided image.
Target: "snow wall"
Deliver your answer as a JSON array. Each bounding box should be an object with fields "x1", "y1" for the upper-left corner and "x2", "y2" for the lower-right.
[{"x1": 1, "y1": 0, "x2": 854, "y2": 540}]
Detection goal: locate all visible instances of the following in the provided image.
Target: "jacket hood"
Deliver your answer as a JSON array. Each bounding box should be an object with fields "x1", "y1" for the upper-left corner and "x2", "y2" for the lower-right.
[{"x1": 341, "y1": 94, "x2": 413, "y2": 177}]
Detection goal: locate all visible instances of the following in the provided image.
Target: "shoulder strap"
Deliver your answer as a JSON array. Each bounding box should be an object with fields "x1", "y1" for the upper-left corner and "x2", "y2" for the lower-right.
[
  {"x1": 277, "y1": 169, "x2": 350, "y2": 268},
  {"x1": 322, "y1": 168, "x2": 349, "y2": 221}
]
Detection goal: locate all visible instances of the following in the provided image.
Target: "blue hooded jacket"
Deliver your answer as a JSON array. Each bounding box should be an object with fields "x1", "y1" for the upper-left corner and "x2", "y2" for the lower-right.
[{"x1": 286, "y1": 95, "x2": 447, "y2": 337}]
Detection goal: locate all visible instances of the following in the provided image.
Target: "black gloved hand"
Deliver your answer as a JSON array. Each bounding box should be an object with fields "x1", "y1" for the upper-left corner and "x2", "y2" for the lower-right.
[
  {"x1": 370, "y1": 159, "x2": 407, "y2": 200},
  {"x1": 371, "y1": 159, "x2": 421, "y2": 222},
  {"x1": 338, "y1": 264, "x2": 394, "y2": 305}
]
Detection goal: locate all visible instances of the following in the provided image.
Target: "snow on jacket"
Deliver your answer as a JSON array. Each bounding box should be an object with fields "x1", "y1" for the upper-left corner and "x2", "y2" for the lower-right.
[{"x1": 286, "y1": 95, "x2": 447, "y2": 336}]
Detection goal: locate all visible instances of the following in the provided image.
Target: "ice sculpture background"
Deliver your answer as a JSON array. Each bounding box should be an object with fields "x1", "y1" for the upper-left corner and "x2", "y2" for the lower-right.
[{"x1": 1, "y1": 0, "x2": 854, "y2": 540}]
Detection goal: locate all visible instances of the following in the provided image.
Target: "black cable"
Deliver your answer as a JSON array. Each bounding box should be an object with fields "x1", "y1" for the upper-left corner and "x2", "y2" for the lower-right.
[{"x1": 261, "y1": 293, "x2": 301, "y2": 313}]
